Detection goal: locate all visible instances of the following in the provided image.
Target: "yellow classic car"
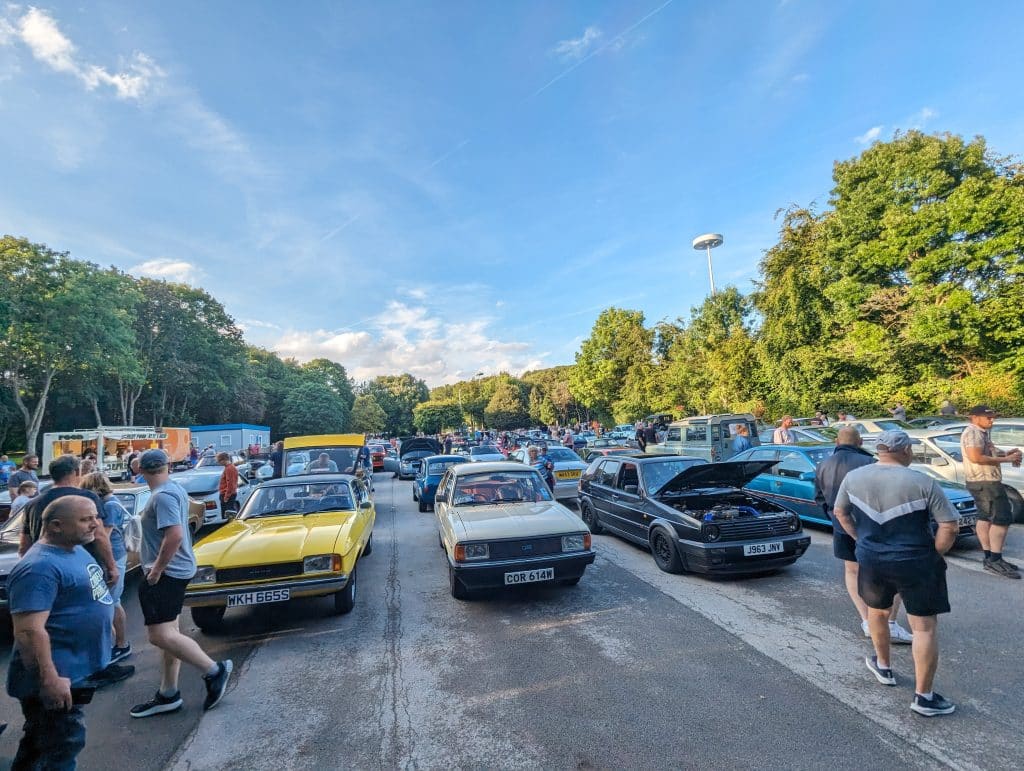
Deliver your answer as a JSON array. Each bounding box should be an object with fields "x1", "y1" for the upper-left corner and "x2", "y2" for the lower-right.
[
  {"x1": 435, "y1": 461, "x2": 595, "y2": 599},
  {"x1": 184, "y1": 473, "x2": 374, "y2": 631}
]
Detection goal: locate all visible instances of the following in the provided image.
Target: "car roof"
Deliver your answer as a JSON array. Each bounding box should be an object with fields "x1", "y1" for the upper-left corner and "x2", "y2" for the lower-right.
[
  {"x1": 605, "y1": 452, "x2": 703, "y2": 461},
  {"x1": 258, "y1": 473, "x2": 357, "y2": 487},
  {"x1": 904, "y1": 427, "x2": 967, "y2": 438},
  {"x1": 423, "y1": 454, "x2": 467, "y2": 462},
  {"x1": 449, "y1": 461, "x2": 532, "y2": 476}
]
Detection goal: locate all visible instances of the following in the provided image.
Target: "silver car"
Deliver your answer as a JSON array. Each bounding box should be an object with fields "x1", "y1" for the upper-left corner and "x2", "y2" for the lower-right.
[
  {"x1": 508, "y1": 446, "x2": 589, "y2": 503},
  {"x1": 172, "y1": 468, "x2": 254, "y2": 525}
]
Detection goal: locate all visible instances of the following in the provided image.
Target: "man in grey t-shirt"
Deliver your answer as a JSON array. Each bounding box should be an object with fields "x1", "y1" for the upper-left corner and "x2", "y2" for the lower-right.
[
  {"x1": 960, "y1": 405, "x2": 1023, "y2": 579},
  {"x1": 130, "y1": 450, "x2": 232, "y2": 720}
]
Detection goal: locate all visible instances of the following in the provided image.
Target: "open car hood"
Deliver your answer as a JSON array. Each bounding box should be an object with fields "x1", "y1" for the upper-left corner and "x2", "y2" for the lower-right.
[
  {"x1": 655, "y1": 460, "x2": 779, "y2": 496},
  {"x1": 399, "y1": 438, "x2": 442, "y2": 459}
]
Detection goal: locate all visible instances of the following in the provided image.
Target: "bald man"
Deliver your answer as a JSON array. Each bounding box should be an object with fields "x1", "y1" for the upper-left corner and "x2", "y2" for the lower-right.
[{"x1": 815, "y1": 426, "x2": 913, "y2": 644}]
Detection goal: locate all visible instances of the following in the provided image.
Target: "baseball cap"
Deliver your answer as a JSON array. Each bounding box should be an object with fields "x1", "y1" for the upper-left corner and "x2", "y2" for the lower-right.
[
  {"x1": 138, "y1": 448, "x2": 169, "y2": 471},
  {"x1": 967, "y1": 404, "x2": 997, "y2": 417},
  {"x1": 875, "y1": 430, "x2": 911, "y2": 452}
]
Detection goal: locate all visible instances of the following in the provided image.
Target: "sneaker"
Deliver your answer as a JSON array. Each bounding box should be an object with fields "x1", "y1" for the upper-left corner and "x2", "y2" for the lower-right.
[
  {"x1": 865, "y1": 656, "x2": 896, "y2": 686},
  {"x1": 997, "y1": 556, "x2": 1020, "y2": 571},
  {"x1": 984, "y1": 558, "x2": 1022, "y2": 579},
  {"x1": 911, "y1": 692, "x2": 956, "y2": 717},
  {"x1": 860, "y1": 619, "x2": 870, "y2": 638},
  {"x1": 130, "y1": 690, "x2": 183, "y2": 718},
  {"x1": 888, "y1": 621, "x2": 914, "y2": 645},
  {"x1": 110, "y1": 643, "x2": 132, "y2": 664},
  {"x1": 83, "y1": 663, "x2": 135, "y2": 689},
  {"x1": 203, "y1": 660, "x2": 233, "y2": 711}
]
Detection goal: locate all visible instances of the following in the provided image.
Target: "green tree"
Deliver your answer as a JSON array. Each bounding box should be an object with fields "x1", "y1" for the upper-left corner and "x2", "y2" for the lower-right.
[
  {"x1": 301, "y1": 359, "x2": 356, "y2": 411},
  {"x1": 280, "y1": 382, "x2": 350, "y2": 436},
  {"x1": 350, "y1": 393, "x2": 387, "y2": 434},
  {"x1": 364, "y1": 374, "x2": 430, "y2": 435},
  {"x1": 412, "y1": 400, "x2": 463, "y2": 434},
  {"x1": 484, "y1": 380, "x2": 530, "y2": 430}
]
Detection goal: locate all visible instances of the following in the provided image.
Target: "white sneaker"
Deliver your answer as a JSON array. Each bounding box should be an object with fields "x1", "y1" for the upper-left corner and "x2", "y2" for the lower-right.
[
  {"x1": 889, "y1": 621, "x2": 914, "y2": 645},
  {"x1": 861, "y1": 619, "x2": 870, "y2": 638}
]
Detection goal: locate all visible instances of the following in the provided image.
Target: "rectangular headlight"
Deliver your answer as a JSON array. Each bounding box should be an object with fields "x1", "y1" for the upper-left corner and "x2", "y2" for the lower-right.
[
  {"x1": 454, "y1": 543, "x2": 489, "y2": 561},
  {"x1": 192, "y1": 565, "x2": 217, "y2": 585},
  {"x1": 303, "y1": 554, "x2": 339, "y2": 573},
  {"x1": 562, "y1": 534, "x2": 587, "y2": 552}
]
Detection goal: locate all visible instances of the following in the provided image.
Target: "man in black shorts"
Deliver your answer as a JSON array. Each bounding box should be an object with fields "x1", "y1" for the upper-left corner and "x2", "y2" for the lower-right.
[
  {"x1": 833, "y1": 430, "x2": 960, "y2": 717},
  {"x1": 130, "y1": 450, "x2": 232, "y2": 718},
  {"x1": 816, "y1": 427, "x2": 913, "y2": 643}
]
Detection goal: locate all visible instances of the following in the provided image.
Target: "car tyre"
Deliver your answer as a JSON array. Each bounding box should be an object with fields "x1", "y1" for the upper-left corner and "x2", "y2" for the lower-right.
[
  {"x1": 334, "y1": 564, "x2": 357, "y2": 614},
  {"x1": 418, "y1": 498, "x2": 428, "y2": 512},
  {"x1": 191, "y1": 606, "x2": 225, "y2": 633},
  {"x1": 413, "y1": 486, "x2": 418, "y2": 501},
  {"x1": 559, "y1": 577, "x2": 581, "y2": 586},
  {"x1": 580, "y1": 500, "x2": 603, "y2": 534},
  {"x1": 650, "y1": 528, "x2": 684, "y2": 574},
  {"x1": 449, "y1": 564, "x2": 472, "y2": 600},
  {"x1": 363, "y1": 533, "x2": 373, "y2": 557}
]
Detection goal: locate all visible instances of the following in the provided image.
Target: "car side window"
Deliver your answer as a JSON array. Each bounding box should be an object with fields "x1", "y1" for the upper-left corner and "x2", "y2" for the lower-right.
[
  {"x1": 776, "y1": 452, "x2": 813, "y2": 478},
  {"x1": 667, "y1": 427, "x2": 681, "y2": 442},
  {"x1": 598, "y1": 460, "x2": 620, "y2": 487},
  {"x1": 685, "y1": 424, "x2": 707, "y2": 442},
  {"x1": 616, "y1": 463, "x2": 640, "y2": 493},
  {"x1": 747, "y1": 448, "x2": 780, "y2": 473},
  {"x1": 436, "y1": 472, "x2": 452, "y2": 504},
  {"x1": 911, "y1": 440, "x2": 941, "y2": 465},
  {"x1": 991, "y1": 425, "x2": 1024, "y2": 446}
]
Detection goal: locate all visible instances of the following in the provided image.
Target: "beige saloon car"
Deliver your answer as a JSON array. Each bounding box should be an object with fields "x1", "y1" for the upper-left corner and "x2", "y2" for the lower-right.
[{"x1": 434, "y1": 462, "x2": 595, "y2": 599}]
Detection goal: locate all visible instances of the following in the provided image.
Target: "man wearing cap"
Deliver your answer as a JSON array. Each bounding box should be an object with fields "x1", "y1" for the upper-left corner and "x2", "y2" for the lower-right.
[
  {"x1": 960, "y1": 405, "x2": 1023, "y2": 579},
  {"x1": 130, "y1": 449, "x2": 233, "y2": 719},
  {"x1": 833, "y1": 430, "x2": 960, "y2": 717}
]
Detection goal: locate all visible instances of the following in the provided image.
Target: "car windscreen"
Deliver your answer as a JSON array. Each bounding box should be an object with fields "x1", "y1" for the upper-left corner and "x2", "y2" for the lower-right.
[
  {"x1": 452, "y1": 471, "x2": 553, "y2": 504},
  {"x1": 932, "y1": 437, "x2": 963, "y2": 462},
  {"x1": 427, "y1": 460, "x2": 465, "y2": 475},
  {"x1": 243, "y1": 482, "x2": 355, "y2": 518},
  {"x1": 177, "y1": 473, "x2": 224, "y2": 494},
  {"x1": 113, "y1": 493, "x2": 139, "y2": 515},
  {"x1": 875, "y1": 420, "x2": 914, "y2": 431},
  {"x1": 642, "y1": 459, "x2": 707, "y2": 494},
  {"x1": 546, "y1": 447, "x2": 582, "y2": 462},
  {"x1": 286, "y1": 447, "x2": 358, "y2": 476},
  {"x1": 469, "y1": 446, "x2": 501, "y2": 455}
]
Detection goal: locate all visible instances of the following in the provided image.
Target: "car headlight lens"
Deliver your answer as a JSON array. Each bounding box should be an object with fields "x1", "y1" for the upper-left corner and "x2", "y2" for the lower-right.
[
  {"x1": 703, "y1": 524, "x2": 721, "y2": 542},
  {"x1": 787, "y1": 515, "x2": 800, "y2": 532},
  {"x1": 454, "y1": 543, "x2": 489, "y2": 561},
  {"x1": 303, "y1": 554, "x2": 341, "y2": 573},
  {"x1": 192, "y1": 565, "x2": 217, "y2": 585},
  {"x1": 561, "y1": 534, "x2": 590, "y2": 552}
]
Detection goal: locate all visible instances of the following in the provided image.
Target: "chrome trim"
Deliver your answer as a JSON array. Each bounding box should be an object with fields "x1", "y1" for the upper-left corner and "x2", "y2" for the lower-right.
[
  {"x1": 184, "y1": 575, "x2": 348, "y2": 601},
  {"x1": 450, "y1": 550, "x2": 595, "y2": 570}
]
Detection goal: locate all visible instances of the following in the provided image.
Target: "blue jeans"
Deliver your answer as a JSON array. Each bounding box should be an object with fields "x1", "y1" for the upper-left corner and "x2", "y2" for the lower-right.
[{"x1": 12, "y1": 697, "x2": 87, "y2": 770}]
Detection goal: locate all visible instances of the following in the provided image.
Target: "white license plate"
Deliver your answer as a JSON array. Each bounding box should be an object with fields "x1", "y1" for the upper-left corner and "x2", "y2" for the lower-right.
[
  {"x1": 743, "y1": 541, "x2": 783, "y2": 557},
  {"x1": 226, "y1": 588, "x2": 290, "y2": 607},
  {"x1": 959, "y1": 515, "x2": 976, "y2": 528},
  {"x1": 504, "y1": 568, "x2": 555, "y2": 585}
]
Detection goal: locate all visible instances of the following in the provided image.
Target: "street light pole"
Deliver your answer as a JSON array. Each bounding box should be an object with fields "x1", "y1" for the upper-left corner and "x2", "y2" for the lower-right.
[{"x1": 692, "y1": 233, "x2": 724, "y2": 296}]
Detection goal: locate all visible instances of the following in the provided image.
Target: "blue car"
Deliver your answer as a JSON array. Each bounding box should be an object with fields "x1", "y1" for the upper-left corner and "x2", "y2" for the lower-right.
[
  {"x1": 412, "y1": 455, "x2": 469, "y2": 512},
  {"x1": 732, "y1": 443, "x2": 978, "y2": 539}
]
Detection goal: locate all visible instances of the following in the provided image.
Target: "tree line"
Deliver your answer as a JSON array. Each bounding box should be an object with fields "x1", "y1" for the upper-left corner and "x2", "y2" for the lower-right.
[{"x1": 4, "y1": 131, "x2": 1021, "y2": 452}]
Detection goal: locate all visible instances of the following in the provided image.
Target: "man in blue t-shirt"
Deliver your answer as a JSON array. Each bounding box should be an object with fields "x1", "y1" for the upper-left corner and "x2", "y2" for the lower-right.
[
  {"x1": 834, "y1": 430, "x2": 960, "y2": 718},
  {"x1": 0, "y1": 454, "x2": 16, "y2": 488},
  {"x1": 6, "y1": 496, "x2": 118, "y2": 769}
]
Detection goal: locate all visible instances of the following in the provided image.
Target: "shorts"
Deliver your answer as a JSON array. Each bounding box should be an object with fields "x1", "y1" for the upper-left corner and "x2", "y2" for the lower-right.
[
  {"x1": 110, "y1": 554, "x2": 128, "y2": 605},
  {"x1": 966, "y1": 481, "x2": 1013, "y2": 526},
  {"x1": 138, "y1": 574, "x2": 191, "y2": 625},
  {"x1": 858, "y1": 555, "x2": 950, "y2": 617},
  {"x1": 833, "y1": 531, "x2": 857, "y2": 562}
]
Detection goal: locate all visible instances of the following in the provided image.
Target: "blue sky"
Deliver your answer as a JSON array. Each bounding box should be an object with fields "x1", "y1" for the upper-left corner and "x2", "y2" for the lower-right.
[{"x1": 3, "y1": 1, "x2": 1023, "y2": 386}]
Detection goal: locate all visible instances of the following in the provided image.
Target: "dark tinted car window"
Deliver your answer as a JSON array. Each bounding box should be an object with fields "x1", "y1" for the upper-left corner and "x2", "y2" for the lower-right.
[
  {"x1": 685, "y1": 424, "x2": 707, "y2": 442},
  {"x1": 598, "y1": 460, "x2": 620, "y2": 486},
  {"x1": 617, "y1": 463, "x2": 639, "y2": 491},
  {"x1": 667, "y1": 427, "x2": 681, "y2": 441}
]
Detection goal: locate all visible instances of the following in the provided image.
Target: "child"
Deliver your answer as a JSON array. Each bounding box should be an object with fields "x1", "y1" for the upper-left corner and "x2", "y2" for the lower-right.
[{"x1": 10, "y1": 480, "x2": 38, "y2": 517}]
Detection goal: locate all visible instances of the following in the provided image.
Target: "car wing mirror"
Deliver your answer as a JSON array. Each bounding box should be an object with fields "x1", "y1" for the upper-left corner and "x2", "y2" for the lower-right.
[
  {"x1": 932, "y1": 456, "x2": 949, "y2": 466},
  {"x1": 798, "y1": 471, "x2": 816, "y2": 482},
  {"x1": 360, "y1": 500, "x2": 373, "y2": 510}
]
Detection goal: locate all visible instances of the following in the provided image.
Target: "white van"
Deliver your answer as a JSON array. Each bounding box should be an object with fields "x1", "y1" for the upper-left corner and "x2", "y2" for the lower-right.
[{"x1": 648, "y1": 414, "x2": 760, "y2": 461}]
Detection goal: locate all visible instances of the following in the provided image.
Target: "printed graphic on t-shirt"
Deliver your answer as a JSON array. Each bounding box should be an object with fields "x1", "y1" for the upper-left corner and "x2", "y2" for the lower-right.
[{"x1": 87, "y1": 562, "x2": 114, "y2": 605}]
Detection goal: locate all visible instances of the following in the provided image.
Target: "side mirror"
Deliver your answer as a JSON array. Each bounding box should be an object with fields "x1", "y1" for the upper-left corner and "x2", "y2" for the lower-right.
[
  {"x1": 932, "y1": 456, "x2": 949, "y2": 467},
  {"x1": 360, "y1": 500, "x2": 373, "y2": 510},
  {"x1": 798, "y1": 471, "x2": 816, "y2": 482}
]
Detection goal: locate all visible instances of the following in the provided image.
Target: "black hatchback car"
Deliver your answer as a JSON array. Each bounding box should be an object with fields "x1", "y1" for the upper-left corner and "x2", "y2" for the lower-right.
[{"x1": 578, "y1": 454, "x2": 811, "y2": 575}]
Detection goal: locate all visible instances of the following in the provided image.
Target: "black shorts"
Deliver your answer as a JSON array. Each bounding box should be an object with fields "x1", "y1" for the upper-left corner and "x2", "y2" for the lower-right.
[
  {"x1": 833, "y1": 531, "x2": 857, "y2": 562},
  {"x1": 858, "y1": 555, "x2": 950, "y2": 617},
  {"x1": 966, "y1": 481, "x2": 1013, "y2": 526},
  {"x1": 138, "y1": 575, "x2": 191, "y2": 625}
]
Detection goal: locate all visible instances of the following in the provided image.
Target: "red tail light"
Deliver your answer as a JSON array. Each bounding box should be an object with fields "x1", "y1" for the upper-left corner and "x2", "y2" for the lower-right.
[{"x1": 205, "y1": 500, "x2": 217, "y2": 510}]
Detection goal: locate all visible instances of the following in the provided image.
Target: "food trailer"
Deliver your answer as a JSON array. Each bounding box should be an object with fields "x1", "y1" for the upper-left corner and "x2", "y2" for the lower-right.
[{"x1": 41, "y1": 426, "x2": 191, "y2": 477}]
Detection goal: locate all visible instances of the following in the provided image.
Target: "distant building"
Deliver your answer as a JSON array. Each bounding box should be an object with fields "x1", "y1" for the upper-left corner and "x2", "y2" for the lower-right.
[{"x1": 189, "y1": 424, "x2": 271, "y2": 454}]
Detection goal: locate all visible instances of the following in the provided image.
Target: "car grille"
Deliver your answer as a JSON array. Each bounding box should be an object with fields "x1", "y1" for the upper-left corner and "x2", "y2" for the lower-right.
[
  {"x1": 488, "y1": 537, "x2": 563, "y2": 560},
  {"x1": 216, "y1": 562, "x2": 303, "y2": 584},
  {"x1": 716, "y1": 518, "x2": 794, "y2": 542}
]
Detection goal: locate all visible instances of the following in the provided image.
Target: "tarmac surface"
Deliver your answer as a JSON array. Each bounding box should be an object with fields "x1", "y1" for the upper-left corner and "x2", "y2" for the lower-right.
[{"x1": 1, "y1": 474, "x2": 1021, "y2": 770}]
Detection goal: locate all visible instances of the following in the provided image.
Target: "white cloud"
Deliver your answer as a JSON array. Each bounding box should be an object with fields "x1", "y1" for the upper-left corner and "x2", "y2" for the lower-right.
[
  {"x1": 8, "y1": 7, "x2": 163, "y2": 100},
  {"x1": 552, "y1": 26, "x2": 602, "y2": 61},
  {"x1": 129, "y1": 258, "x2": 201, "y2": 284},
  {"x1": 270, "y1": 302, "x2": 548, "y2": 386},
  {"x1": 906, "y1": 106, "x2": 938, "y2": 129},
  {"x1": 855, "y1": 125, "x2": 883, "y2": 144}
]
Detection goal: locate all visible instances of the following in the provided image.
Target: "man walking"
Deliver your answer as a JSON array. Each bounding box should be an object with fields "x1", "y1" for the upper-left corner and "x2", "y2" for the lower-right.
[
  {"x1": 960, "y1": 405, "x2": 1023, "y2": 578},
  {"x1": 130, "y1": 449, "x2": 232, "y2": 718},
  {"x1": 773, "y1": 416, "x2": 796, "y2": 445},
  {"x1": 217, "y1": 452, "x2": 240, "y2": 517},
  {"x1": 6, "y1": 497, "x2": 116, "y2": 769},
  {"x1": 833, "y1": 430, "x2": 959, "y2": 716},
  {"x1": 815, "y1": 427, "x2": 913, "y2": 644}
]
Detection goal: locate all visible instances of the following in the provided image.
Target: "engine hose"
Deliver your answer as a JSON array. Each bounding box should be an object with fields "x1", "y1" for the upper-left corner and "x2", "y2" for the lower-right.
[{"x1": 737, "y1": 505, "x2": 760, "y2": 518}]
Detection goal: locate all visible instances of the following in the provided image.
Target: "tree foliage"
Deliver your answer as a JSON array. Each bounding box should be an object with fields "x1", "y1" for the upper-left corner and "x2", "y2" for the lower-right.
[
  {"x1": 363, "y1": 374, "x2": 430, "y2": 435},
  {"x1": 350, "y1": 393, "x2": 387, "y2": 434},
  {"x1": 280, "y1": 382, "x2": 350, "y2": 436}
]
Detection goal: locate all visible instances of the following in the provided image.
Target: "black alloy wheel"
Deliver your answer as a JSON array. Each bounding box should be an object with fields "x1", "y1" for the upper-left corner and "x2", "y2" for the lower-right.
[
  {"x1": 334, "y1": 564, "x2": 357, "y2": 614},
  {"x1": 650, "y1": 528, "x2": 684, "y2": 574},
  {"x1": 580, "y1": 500, "x2": 603, "y2": 534},
  {"x1": 190, "y1": 606, "x2": 225, "y2": 633}
]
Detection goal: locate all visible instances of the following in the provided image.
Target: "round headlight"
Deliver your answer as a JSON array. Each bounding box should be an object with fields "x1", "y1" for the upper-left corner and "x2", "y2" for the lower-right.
[
  {"x1": 788, "y1": 515, "x2": 800, "y2": 532},
  {"x1": 704, "y1": 524, "x2": 720, "y2": 542}
]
